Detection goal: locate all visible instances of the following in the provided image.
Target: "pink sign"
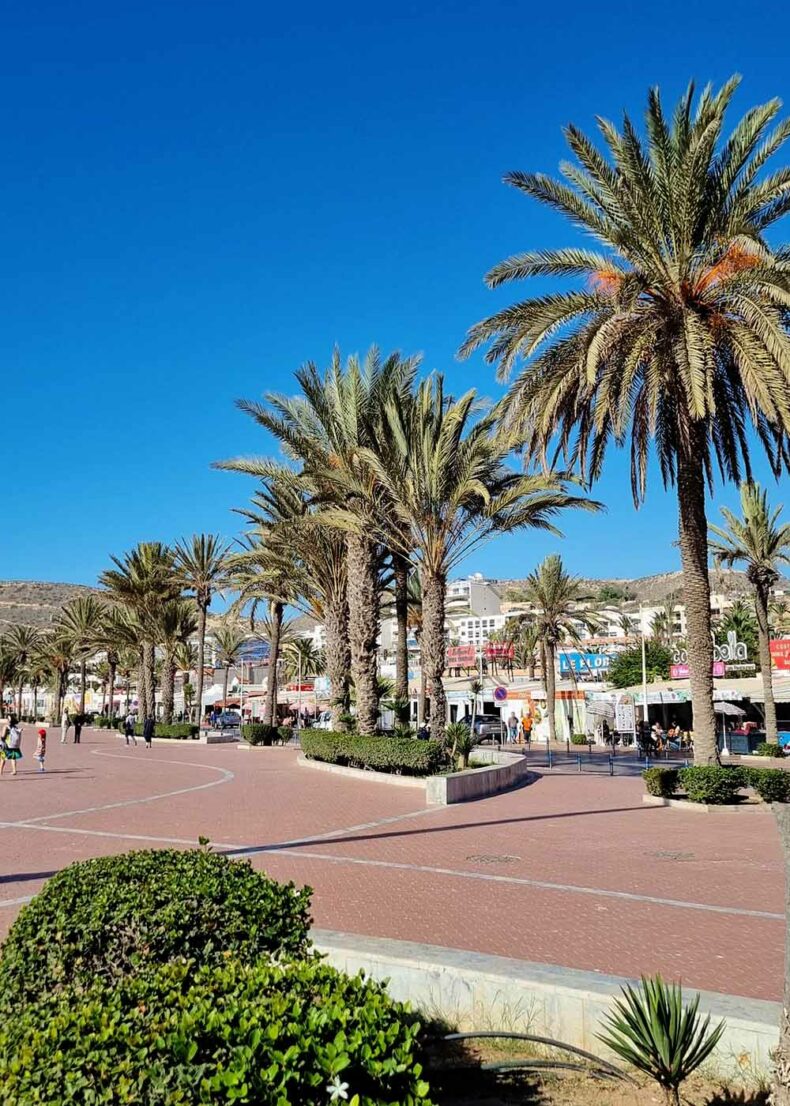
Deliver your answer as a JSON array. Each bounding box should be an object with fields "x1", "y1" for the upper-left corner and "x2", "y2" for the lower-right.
[{"x1": 670, "y1": 662, "x2": 726, "y2": 679}]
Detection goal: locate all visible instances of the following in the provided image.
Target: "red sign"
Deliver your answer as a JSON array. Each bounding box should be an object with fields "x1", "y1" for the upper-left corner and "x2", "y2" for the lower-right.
[
  {"x1": 770, "y1": 640, "x2": 790, "y2": 670},
  {"x1": 447, "y1": 645, "x2": 476, "y2": 667},
  {"x1": 484, "y1": 643, "x2": 515, "y2": 660},
  {"x1": 670, "y1": 661, "x2": 726, "y2": 679}
]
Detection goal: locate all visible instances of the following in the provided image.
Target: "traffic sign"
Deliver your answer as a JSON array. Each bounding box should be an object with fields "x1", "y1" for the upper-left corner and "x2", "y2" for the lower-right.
[{"x1": 493, "y1": 686, "x2": 508, "y2": 702}]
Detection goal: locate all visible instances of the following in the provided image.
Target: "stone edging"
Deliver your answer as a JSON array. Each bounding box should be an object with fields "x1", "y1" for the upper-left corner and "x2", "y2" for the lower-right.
[
  {"x1": 297, "y1": 751, "x2": 535, "y2": 805},
  {"x1": 643, "y1": 794, "x2": 770, "y2": 814},
  {"x1": 313, "y1": 929, "x2": 778, "y2": 1079}
]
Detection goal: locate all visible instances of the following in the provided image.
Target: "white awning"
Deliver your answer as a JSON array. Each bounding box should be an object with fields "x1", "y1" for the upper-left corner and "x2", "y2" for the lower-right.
[{"x1": 714, "y1": 701, "x2": 747, "y2": 716}]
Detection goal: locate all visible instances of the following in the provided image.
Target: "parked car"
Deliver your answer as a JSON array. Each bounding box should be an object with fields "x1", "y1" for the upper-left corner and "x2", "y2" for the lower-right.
[
  {"x1": 215, "y1": 711, "x2": 241, "y2": 729},
  {"x1": 312, "y1": 710, "x2": 333, "y2": 730},
  {"x1": 458, "y1": 713, "x2": 505, "y2": 742}
]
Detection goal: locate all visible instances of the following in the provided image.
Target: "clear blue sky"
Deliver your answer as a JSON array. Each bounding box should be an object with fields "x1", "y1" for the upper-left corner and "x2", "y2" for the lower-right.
[{"x1": 4, "y1": 0, "x2": 790, "y2": 585}]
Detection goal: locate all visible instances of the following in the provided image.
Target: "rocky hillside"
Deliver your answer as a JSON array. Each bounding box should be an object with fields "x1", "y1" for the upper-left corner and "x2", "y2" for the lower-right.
[
  {"x1": 0, "y1": 581, "x2": 96, "y2": 630},
  {"x1": 501, "y1": 568, "x2": 787, "y2": 606}
]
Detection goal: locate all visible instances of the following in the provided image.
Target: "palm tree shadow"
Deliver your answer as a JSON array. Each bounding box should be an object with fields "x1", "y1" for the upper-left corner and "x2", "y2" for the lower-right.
[{"x1": 704, "y1": 1091, "x2": 770, "y2": 1105}]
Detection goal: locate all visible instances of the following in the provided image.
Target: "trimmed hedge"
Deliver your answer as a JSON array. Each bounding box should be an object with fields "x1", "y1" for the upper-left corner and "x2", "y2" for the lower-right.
[
  {"x1": 678, "y1": 765, "x2": 743, "y2": 805},
  {"x1": 301, "y1": 731, "x2": 445, "y2": 776},
  {"x1": 133, "y1": 722, "x2": 199, "y2": 739},
  {"x1": 643, "y1": 767, "x2": 679, "y2": 798},
  {"x1": 242, "y1": 722, "x2": 279, "y2": 745},
  {"x1": 756, "y1": 741, "x2": 784, "y2": 758},
  {"x1": 570, "y1": 733, "x2": 589, "y2": 745},
  {"x1": 744, "y1": 766, "x2": 790, "y2": 803},
  {"x1": 0, "y1": 958, "x2": 432, "y2": 1106},
  {"x1": 0, "y1": 849, "x2": 312, "y2": 1008}
]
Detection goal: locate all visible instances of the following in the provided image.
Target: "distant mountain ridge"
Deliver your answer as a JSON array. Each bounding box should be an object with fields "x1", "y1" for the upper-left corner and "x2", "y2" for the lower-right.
[
  {"x1": 502, "y1": 568, "x2": 790, "y2": 606},
  {"x1": 0, "y1": 580, "x2": 97, "y2": 630}
]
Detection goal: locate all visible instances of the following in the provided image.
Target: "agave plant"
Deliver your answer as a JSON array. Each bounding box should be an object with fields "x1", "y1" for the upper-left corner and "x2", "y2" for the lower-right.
[
  {"x1": 445, "y1": 720, "x2": 478, "y2": 769},
  {"x1": 597, "y1": 975, "x2": 725, "y2": 1105}
]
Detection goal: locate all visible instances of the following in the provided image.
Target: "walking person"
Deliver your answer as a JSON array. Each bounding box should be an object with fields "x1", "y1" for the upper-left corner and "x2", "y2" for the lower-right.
[
  {"x1": 1, "y1": 716, "x2": 23, "y2": 777},
  {"x1": 73, "y1": 713, "x2": 83, "y2": 744},
  {"x1": 143, "y1": 715, "x2": 154, "y2": 749},
  {"x1": 124, "y1": 711, "x2": 138, "y2": 747},
  {"x1": 507, "y1": 711, "x2": 519, "y2": 743},
  {"x1": 34, "y1": 728, "x2": 47, "y2": 772},
  {"x1": 61, "y1": 708, "x2": 70, "y2": 744}
]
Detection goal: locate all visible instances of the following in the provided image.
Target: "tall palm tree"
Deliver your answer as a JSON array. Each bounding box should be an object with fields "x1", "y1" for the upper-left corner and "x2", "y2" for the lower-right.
[
  {"x1": 521, "y1": 555, "x2": 600, "y2": 743},
  {"x1": 220, "y1": 347, "x2": 417, "y2": 734},
  {"x1": 56, "y1": 596, "x2": 108, "y2": 714},
  {"x1": 0, "y1": 640, "x2": 17, "y2": 712},
  {"x1": 462, "y1": 79, "x2": 790, "y2": 764},
  {"x1": 211, "y1": 621, "x2": 247, "y2": 714},
  {"x1": 710, "y1": 482, "x2": 790, "y2": 742},
  {"x1": 174, "y1": 535, "x2": 229, "y2": 726},
  {"x1": 282, "y1": 637, "x2": 325, "y2": 682},
  {"x1": 329, "y1": 374, "x2": 597, "y2": 733},
  {"x1": 100, "y1": 542, "x2": 177, "y2": 720},
  {"x1": 5, "y1": 624, "x2": 41, "y2": 717},
  {"x1": 154, "y1": 600, "x2": 198, "y2": 723}
]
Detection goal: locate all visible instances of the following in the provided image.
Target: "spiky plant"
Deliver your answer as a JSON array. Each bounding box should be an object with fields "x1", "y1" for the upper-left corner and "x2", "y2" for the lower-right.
[
  {"x1": 462, "y1": 78, "x2": 790, "y2": 764},
  {"x1": 598, "y1": 975, "x2": 725, "y2": 1105}
]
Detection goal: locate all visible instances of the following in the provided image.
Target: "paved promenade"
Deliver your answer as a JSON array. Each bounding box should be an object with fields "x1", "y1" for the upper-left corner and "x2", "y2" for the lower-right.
[{"x1": 0, "y1": 727, "x2": 782, "y2": 1001}]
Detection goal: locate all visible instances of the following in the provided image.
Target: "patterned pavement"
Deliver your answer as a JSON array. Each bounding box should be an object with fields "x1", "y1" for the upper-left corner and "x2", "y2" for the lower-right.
[{"x1": 0, "y1": 727, "x2": 782, "y2": 1000}]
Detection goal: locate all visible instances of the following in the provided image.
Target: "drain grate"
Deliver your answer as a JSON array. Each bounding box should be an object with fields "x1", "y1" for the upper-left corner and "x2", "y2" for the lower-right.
[
  {"x1": 466, "y1": 854, "x2": 521, "y2": 865},
  {"x1": 651, "y1": 850, "x2": 695, "y2": 862}
]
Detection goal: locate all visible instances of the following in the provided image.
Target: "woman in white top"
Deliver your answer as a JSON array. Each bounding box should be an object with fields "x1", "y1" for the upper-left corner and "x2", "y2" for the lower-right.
[{"x1": 1, "y1": 715, "x2": 23, "y2": 776}]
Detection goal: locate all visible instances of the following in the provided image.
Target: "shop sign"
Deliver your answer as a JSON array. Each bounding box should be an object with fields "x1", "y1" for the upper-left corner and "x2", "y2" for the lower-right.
[
  {"x1": 670, "y1": 662, "x2": 726, "y2": 679},
  {"x1": 559, "y1": 651, "x2": 613, "y2": 675},
  {"x1": 770, "y1": 639, "x2": 790, "y2": 670},
  {"x1": 447, "y1": 645, "x2": 476, "y2": 666}
]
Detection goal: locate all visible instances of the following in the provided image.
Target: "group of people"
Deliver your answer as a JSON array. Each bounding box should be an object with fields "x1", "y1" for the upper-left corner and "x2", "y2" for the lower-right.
[
  {"x1": 506, "y1": 712, "x2": 535, "y2": 743},
  {"x1": 0, "y1": 715, "x2": 47, "y2": 775},
  {"x1": 121, "y1": 712, "x2": 155, "y2": 748}
]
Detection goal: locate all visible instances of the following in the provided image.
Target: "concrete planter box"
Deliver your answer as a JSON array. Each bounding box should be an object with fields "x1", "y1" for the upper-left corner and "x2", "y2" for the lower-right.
[
  {"x1": 298, "y1": 750, "x2": 534, "y2": 805},
  {"x1": 643, "y1": 794, "x2": 770, "y2": 814}
]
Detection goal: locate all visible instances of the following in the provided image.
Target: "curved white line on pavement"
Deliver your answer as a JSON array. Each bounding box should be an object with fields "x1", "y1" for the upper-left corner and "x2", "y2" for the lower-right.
[{"x1": 0, "y1": 750, "x2": 234, "y2": 828}]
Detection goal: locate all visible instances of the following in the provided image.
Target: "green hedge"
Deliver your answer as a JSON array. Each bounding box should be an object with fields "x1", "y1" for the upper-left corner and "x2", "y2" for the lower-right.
[
  {"x1": 242, "y1": 722, "x2": 279, "y2": 745},
  {"x1": 301, "y1": 731, "x2": 445, "y2": 776},
  {"x1": 132, "y1": 722, "x2": 199, "y2": 739},
  {"x1": 0, "y1": 849, "x2": 312, "y2": 1009},
  {"x1": 756, "y1": 741, "x2": 784, "y2": 758},
  {"x1": 678, "y1": 765, "x2": 743, "y2": 805},
  {"x1": 744, "y1": 766, "x2": 790, "y2": 803},
  {"x1": 0, "y1": 958, "x2": 432, "y2": 1106},
  {"x1": 570, "y1": 733, "x2": 589, "y2": 745},
  {"x1": 642, "y1": 767, "x2": 679, "y2": 798}
]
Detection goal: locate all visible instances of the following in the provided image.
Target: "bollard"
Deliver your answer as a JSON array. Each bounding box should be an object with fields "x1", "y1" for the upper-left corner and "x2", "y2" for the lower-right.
[
  {"x1": 548, "y1": 748, "x2": 553, "y2": 769},
  {"x1": 645, "y1": 755, "x2": 651, "y2": 769},
  {"x1": 566, "y1": 738, "x2": 570, "y2": 758},
  {"x1": 587, "y1": 741, "x2": 592, "y2": 758},
  {"x1": 576, "y1": 754, "x2": 582, "y2": 773},
  {"x1": 684, "y1": 758, "x2": 689, "y2": 769},
  {"x1": 608, "y1": 754, "x2": 614, "y2": 776}
]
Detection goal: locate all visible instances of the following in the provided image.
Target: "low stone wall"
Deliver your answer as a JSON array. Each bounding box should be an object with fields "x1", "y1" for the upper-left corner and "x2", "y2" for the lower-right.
[
  {"x1": 297, "y1": 750, "x2": 534, "y2": 804},
  {"x1": 314, "y1": 930, "x2": 779, "y2": 1081},
  {"x1": 643, "y1": 795, "x2": 770, "y2": 814}
]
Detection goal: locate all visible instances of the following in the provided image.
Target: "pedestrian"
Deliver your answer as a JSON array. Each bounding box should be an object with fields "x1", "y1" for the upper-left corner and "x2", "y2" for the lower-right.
[
  {"x1": 73, "y1": 713, "x2": 83, "y2": 744},
  {"x1": 521, "y1": 713, "x2": 532, "y2": 745},
  {"x1": 143, "y1": 715, "x2": 155, "y2": 749},
  {"x1": 61, "y1": 708, "x2": 70, "y2": 744},
  {"x1": 1, "y1": 715, "x2": 23, "y2": 777},
  {"x1": 124, "y1": 711, "x2": 137, "y2": 747},
  {"x1": 34, "y1": 727, "x2": 47, "y2": 772},
  {"x1": 507, "y1": 712, "x2": 519, "y2": 743}
]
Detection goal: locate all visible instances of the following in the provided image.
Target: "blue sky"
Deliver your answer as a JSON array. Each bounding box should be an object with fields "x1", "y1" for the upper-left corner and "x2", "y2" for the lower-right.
[{"x1": 4, "y1": 0, "x2": 790, "y2": 585}]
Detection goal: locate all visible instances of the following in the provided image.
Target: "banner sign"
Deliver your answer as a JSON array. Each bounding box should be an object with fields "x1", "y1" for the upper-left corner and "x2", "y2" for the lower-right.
[
  {"x1": 447, "y1": 645, "x2": 476, "y2": 667},
  {"x1": 484, "y1": 643, "x2": 514, "y2": 660},
  {"x1": 670, "y1": 661, "x2": 726, "y2": 679},
  {"x1": 615, "y1": 694, "x2": 635, "y2": 733},
  {"x1": 770, "y1": 639, "x2": 790, "y2": 670},
  {"x1": 559, "y1": 652, "x2": 613, "y2": 675}
]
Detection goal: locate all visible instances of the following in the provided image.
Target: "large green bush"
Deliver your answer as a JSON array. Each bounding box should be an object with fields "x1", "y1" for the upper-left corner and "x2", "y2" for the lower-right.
[
  {"x1": 756, "y1": 741, "x2": 784, "y2": 758},
  {"x1": 133, "y1": 722, "x2": 199, "y2": 739},
  {"x1": 0, "y1": 849, "x2": 312, "y2": 1008},
  {"x1": 301, "y1": 731, "x2": 445, "y2": 776},
  {"x1": 642, "y1": 767, "x2": 679, "y2": 798},
  {"x1": 242, "y1": 722, "x2": 278, "y2": 745},
  {"x1": 746, "y1": 766, "x2": 790, "y2": 803},
  {"x1": 678, "y1": 766, "x2": 743, "y2": 805},
  {"x1": 0, "y1": 958, "x2": 433, "y2": 1106}
]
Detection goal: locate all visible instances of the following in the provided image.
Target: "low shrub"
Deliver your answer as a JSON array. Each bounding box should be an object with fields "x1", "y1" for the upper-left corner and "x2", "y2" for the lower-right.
[
  {"x1": 0, "y1": 848, "x2": 312, "y2": 1009},
  {"x1": 678, "y1": 765, "x2": 743, "y2": 805},
  {"x1": 278, "y1": 724, "x2": 294, "y2": 743},
  {"x1": 132, "y1": 722, "x2": 199, "y2": 739},
  {"x1": 301, "y1": 731, "x2": 445, "y2": 776},
  {"x1": 642, "y1": 767, "x2": 679, "y2": 798},
  {"x1": 241, "y1": 722, "x2": 279, "y2": 745},
  {"x1": 756, "y1": 741, "x2": 784, "y2": 758},
  {"x1": 0, "y1": 957, "x2": 432, "y2": 1106},
  {"x1": 570, "y1": 733, "x2": 589, "y2": 745},
  {"x1": 746, "y1": 766, "x2": 790, "y2": 803}
]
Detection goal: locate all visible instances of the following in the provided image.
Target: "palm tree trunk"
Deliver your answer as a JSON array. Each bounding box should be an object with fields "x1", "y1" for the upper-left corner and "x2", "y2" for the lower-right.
[
  {"x1": 393, "y1": 553, "x2": 410, "y2": 709},
  {"x1": 79, "y1": 659, "x2": 87, "y2": 714},
  {"x1": 755, "y1": 583, "x2": 779, "y2": 743},
  {"x1": 107, "y1": 660, "x2": 116, "y2": 721},
  {"x1": 17, "y1": 680, "x2": 23, "y2": 718},
  {"x1": 195, "y1": 605, "x2": 207, "y2": 728},
  {"x1": 347, "y1": 535, "x2": 380, "y2": 735},
  {"x1": 222, "y1": 665, "x2": 229, "y2": 710},
  {"x1": 32, "y1": 681, "x2": 39, "y2": 721},
  {"x1": 421, "y1": 566, "x2": 447, "y2": 736},
  {"x1": 162, "y1": 653, "x2": 175, "y2": 723},
  {"x1": 544, "y1": 640, "x2": 557, "y2": 743},
  {"x1": 676, "y1": 445, "x2": 718, "y2": 764},
  {"x1": 264, "y1": 601, "x2": 284, "y2": 727},
  {"x1": 143, "y1": 641, "x2": 156, "y2": 720},
  {"x1": 325, "y1": 589, "x2": 350, "y2": 729},
  {"x1": 137, "y1": 646, "x2": 147, "y2": 719},
  {"x1": 773, "y1": 802, "x2": 790, "y2": 1105}
]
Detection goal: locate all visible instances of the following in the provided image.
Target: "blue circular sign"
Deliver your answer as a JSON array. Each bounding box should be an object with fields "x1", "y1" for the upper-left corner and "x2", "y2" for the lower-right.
[{"x1": 493, "y1": 686, "x2": 508, "y2": 702}]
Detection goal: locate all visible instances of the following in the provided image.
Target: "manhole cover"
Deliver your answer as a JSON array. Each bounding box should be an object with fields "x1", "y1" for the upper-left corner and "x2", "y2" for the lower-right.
[
  {"x1": 651, "y1": 850, "x2": 695, "y2": 862},
  {"x1": 466, "y1": 854, "x2": 521, "y2": 865}
]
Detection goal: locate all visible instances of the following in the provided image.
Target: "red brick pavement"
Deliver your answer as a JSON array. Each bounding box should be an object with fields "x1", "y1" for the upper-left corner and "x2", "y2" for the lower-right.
[{"x1": 0, "y1": 727, "x2": 782, "y2": 1001}]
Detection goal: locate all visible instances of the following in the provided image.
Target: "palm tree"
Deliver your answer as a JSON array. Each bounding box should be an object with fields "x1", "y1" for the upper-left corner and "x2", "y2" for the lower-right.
[
  {"x1": 329, "y1": 374, "x2": 597, "y2": 733},
  {"x1": 154, "y1": 600, "x2": 198, "y2": 723},
  {"x1": 0, "y1": 640, "x2": 17, "y2": 712},
  {"x1": 174, "y1": 535, "x2": 229, "y2": 726},
  {"x1": 55, "y1": 596, "x2": 109, "y2": 715},
  {"x1": 212, "y1": 621, "x2": 247, "y2": 713},
  {"x1": 220, "y1": 347, "x2": 417, "y2": 734},
  {"x1": 710, "y1": 482, "x2": 790, "y2": 742},
  {"x1": 5, "y1": 624, "x2": 41, "y2": 717},
  {"x1": 100, "y1": 542, "x2": 177, "y2": 720},
  {"x1": 521, "y1": 555, "x2": 600, "y2": 743},
  {"x1": 512, "y1": 618, "x2": 541, "y2": 679},
  {"x1": 282, "y1": 637, "x2": 325, "y2": 682},
  {"x1": 461, "y1": 79, "x2": 790, "y2": 765},
  {"x1": 715, "y1": 597, "x2": 759, "y2": 659}
]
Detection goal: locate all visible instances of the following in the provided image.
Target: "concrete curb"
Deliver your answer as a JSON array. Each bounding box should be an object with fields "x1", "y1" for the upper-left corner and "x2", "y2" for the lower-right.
[
  {"x1": 313, "y1": 929, "x2": 779, "y2": 1079},
  {"x1": 643, "y1": 794, "x2": 770, "y2": 814}
]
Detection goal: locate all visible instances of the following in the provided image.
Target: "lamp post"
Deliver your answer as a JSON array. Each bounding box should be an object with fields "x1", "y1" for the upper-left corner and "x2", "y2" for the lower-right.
[{"x1": 640, "y1": 604, "x2": 649, "y2": 744}]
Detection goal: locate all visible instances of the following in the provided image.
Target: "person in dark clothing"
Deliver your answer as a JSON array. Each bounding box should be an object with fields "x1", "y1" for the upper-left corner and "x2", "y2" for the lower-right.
[
  {"x1": 143, "y1": 716, "x2": 155, "y2": 749},
  {"x1": 73, "y1": 714, "x2": 83, "y2": 743}
]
